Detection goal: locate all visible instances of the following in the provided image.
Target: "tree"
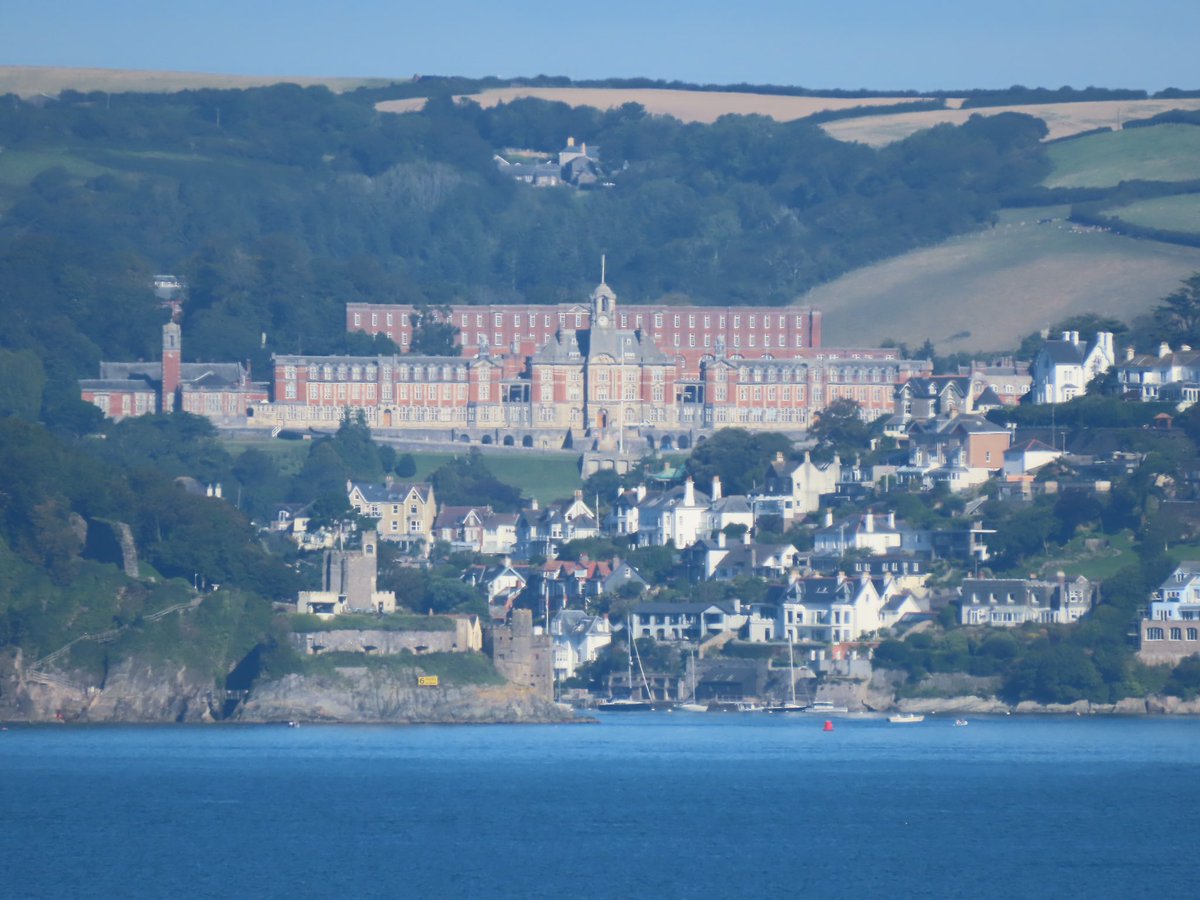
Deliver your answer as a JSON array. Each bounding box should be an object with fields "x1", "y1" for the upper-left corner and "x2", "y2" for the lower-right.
[
  {"x1": 429, "y1": 449, "x2": 523, "y2": 511},
  {"x1": 810, "y1": 398, "x2": 870, "y2": 454},
  {"x1": 409, "y1": 304, "x2": 459, "y2": 356},
  {"x1": 1153, "y1": 272, "x2": 1200, "y2": 347},
  {"x1": 684, "y1": 428, "x2": 791, "y2": 495}
]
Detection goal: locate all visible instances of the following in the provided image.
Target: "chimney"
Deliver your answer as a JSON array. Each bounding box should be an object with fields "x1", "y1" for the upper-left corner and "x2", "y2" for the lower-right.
[
  {"x1": 214, "y1": 483, "x2": 222, "y2": 499},
  {"x1": 684, "y1": 477, "x2": 695, "y2": 506},
  {"x1": 824, "y1": 509, "x2": 833, "y2": 528},
  {"x1": 865, "y1": 511, "x2": 874, "y2": 532},
  {"x1": 574, "y1": 489, "x2": 583, "y2": 502},
  {"x1": 531, "y1": 497, "x2": 539, "y2": 510},
  {"x1": 888, "y1": 511, "x2": 895, "y2": 528},
  {"x1": 1159, "y1": 342, "x2": 1171, "y2": 357},
  {"x1": 636, "y1": 485, "x2": 647, "y2": 501},
  {"x1": 1061, "y1": 331, "x2": 1072, "y2": 343},
  {"x1": 567, "y1": 136, "x2": 575, "y2": 148},
  {"x1": 718, "y1": 531, "x2": 726, "y2": 548},
  {"x1": 711, "y1": 476, "x2": 722, "y2": 501},
  {"x1": 774, "y1": 451, "x2": 785, "y2": 463},
  {"x1": 742, "y1": 529, "x2": 751, "y2": 546},
  {"x1": 1125, "y1": 346, "x2": 1135, "y2": 361}
]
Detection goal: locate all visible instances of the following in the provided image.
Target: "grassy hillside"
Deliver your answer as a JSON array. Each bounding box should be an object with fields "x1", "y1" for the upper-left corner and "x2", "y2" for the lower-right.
[
  {"x1": 1108, "y1": 193, "x2": 1200, "y2": 235},
  {"x1": 1044, "y1": 124, "x2": 1200, "y2": 188},
  {"x1": 805, "y1": 207, "x2": 1200, "y2": 351}
]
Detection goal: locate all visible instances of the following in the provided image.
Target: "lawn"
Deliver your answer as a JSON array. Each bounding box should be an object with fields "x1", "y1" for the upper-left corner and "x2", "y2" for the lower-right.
[
  {"x1": 1029, "y1": 531, "x2": 1138, "y2": 581},
  {"x1": 406, "y1": 449, "x2": 586, "y2": 504},
  {"x1": 221, "y1": 438, "x2": 588, "y2": 504},
  {"x1": 1044, "y1": 124, "x2": 1200, "y2": 188},
  {"x1": 1109, "y1": 192, "x2": 1200, "y2": 236},
  {"x1": 0, "y1": 147, "x2": 110, "y2": 188}
]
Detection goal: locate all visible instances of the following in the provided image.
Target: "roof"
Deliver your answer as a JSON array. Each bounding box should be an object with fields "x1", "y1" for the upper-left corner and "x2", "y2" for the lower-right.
[
  {"x1": 1039, "y1": 340, "x2": 1087, "y2": 365},
  {"x1": 638, "y1": 483, "x2": 710, "y2": 512},
  {"x1": 1005, "y1": 439, "x2": 1058, "y2": 456},
  {"x1": 633, "y1": 601, "x2": 737, "y2": 616},
  {"x1": 577, "y1": 325, "x2": 674, "y2": 366}
]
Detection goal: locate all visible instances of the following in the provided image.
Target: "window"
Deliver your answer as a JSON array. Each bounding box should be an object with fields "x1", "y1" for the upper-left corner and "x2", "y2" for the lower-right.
[{"x1": 1171, "y1": 627, "x2": 1183, "y2": 641}]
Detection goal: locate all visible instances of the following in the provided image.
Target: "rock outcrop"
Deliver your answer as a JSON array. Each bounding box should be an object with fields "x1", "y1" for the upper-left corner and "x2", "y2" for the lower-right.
[
  {"x1": 236, "y1": 667, "x2": 578, "y2": 724},
  {"x1": 0, "y1": 649, "x2": 216, "y2": 722}
]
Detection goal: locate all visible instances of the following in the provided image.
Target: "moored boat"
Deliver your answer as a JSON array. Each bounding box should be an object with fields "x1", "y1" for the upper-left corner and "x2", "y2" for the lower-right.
[
  {"x1": 805, "y1": 700, "x2": 849, "y2": 714},
  {"x1": 888, "y1": 713, "x2": 925, "y2": 723}
]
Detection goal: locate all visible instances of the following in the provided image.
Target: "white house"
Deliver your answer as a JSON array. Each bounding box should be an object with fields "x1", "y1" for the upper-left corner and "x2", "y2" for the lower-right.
[
  {"x1": 1031, "y1": 331, "x2": 1116, "y2": 404},
  {"x1": 958, "y1": 574, "x2": 1095, "y2": 626},
  {"x1": 1115, "y1": 344, "x2": 1200, "y2": 409},
  {"x1": 765, "y1": 451, "x2": 841, "y2": 515},
  {"x1": 1003, "y1": 439, "x2": 1063, "y2": 476},
  {"x1": 550, "y1": 610, "x2": 613, "y2": 680},
  {"x1": 636, "y1": 477, "x2": 711, "y2": 549},
  {"x1": 813, "y1": 510, "x2": 903, "y2": 557},
  {"x1": 779, "y1": 574, "x2": 886, "y2": 644}
]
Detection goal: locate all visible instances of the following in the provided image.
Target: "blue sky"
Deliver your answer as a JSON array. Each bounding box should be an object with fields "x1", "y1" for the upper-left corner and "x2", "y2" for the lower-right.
[{"x1": 3, "y1": 0, "x2": 1197, "y2": 91}]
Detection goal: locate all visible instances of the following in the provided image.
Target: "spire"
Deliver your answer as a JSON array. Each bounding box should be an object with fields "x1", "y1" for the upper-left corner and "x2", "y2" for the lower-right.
[{"x1": 601, "y1": 253, "x2": 606, "y2": 286}]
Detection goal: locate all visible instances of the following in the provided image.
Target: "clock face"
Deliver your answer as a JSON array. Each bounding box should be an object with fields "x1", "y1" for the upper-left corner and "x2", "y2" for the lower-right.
[{"x1": 596, "y1": 314, "x2": 610, "y2": 327}]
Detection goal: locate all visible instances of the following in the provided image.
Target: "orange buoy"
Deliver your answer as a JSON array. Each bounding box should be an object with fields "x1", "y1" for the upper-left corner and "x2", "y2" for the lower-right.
[{"x1": 823, "y1": 720, "x2": 834, "y2": 732}]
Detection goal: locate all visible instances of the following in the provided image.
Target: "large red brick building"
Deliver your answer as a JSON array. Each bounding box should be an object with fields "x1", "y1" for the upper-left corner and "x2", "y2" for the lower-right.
[
  {"x1": 345, "y1": 300, "x2": 824, "y2": 380},
  {"x1": 254, "y1": 282, "x2": 929, "y2": 447}
]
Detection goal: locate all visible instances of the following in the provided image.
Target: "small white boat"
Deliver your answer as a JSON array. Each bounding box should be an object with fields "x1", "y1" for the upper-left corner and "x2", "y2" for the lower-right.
[
  {"x1": 805, "y1": 700, "x2": 849, "y2": 714},
  {"x1": 954, "y1": 719, "x2": 969, "y2": 727},
  {"x1": 677, "y1": 702, "x2": 709, "y2": 713},
  {"x1": 887, "y1": 713, "x2": 925, "y2": 724}
]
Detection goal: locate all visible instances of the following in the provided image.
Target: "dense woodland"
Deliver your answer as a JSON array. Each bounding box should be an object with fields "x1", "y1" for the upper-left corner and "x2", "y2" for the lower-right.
[{"x1": 0, "y1": 82, "x2": 1058, "y2": 411}]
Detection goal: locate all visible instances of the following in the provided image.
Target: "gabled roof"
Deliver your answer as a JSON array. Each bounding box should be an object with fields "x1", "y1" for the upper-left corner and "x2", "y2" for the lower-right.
[
  {"x1": 1038, "y1": 340, "x2": 1087, "y2": 365},
  {"x1": 1005, "y1": 439, "x2": 1058, "y2": 456}
]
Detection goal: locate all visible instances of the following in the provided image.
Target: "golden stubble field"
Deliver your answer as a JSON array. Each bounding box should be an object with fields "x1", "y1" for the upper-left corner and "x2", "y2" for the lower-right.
[
  {"x1": 378, "y1": 87, "x2": 1200, "y2": 146},
  {"x1": 0, "y1": 65, "x2": 392, "y2": 96},
  {"x1": 821, "y1": 97, "x2": 1200, "y2": 145},
  {"x1": 376, "y1": 86, "x2": 936, "y2": 122}
]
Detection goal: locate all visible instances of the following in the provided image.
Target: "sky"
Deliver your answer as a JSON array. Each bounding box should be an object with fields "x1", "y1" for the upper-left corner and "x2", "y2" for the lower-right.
[{"x1": 2, "y1": 0, "x2": 1198, "y2": 92}]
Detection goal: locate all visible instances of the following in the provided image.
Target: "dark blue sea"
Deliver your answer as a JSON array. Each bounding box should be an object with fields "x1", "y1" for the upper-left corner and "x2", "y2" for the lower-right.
[{"x1": 2, "y1": 713, "x2": 1199, "y2": 899}]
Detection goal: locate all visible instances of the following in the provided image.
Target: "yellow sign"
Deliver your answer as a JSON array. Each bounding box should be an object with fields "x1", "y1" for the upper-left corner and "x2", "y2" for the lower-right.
[{"x1": 417, "y1": 675, "x2": 439, "y2": 686}]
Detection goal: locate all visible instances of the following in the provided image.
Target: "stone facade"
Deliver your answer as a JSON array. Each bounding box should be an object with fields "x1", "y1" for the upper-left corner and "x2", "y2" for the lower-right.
[
  {"x1": 294, "y1": 616, "x2": 483, "y2": 656},
  {"x1": 491, "y1": 609, "x2": 553, "y2": 701}
]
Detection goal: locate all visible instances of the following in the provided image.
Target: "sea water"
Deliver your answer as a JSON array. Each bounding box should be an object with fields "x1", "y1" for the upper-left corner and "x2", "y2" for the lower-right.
[{"x1": 1, "y1": 714, "x2": 1198, "y2": 899}]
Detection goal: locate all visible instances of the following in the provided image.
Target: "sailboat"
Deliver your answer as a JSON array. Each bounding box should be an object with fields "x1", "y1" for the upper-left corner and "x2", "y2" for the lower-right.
[
  {"x1": 678, "y1": 647, "x2": 708, "y2": 713},
  {"x1": 764, "y1": 635, "x2": 807, "y2": 713},
  {"x1": 597, "y1": 616, "x2": 654, "y2": 711}
]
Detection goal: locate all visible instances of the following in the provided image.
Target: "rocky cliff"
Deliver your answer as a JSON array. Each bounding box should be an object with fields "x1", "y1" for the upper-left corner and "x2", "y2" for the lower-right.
[
  {"x1": 0, "y1": 649, "x2": 581, "y2": 724},
  {"x1": 236, "y1": 667, "x2": 578, "y2": 724},
  {"x1": 0, "y1": 649, "x2": 217, "y2": 723}
]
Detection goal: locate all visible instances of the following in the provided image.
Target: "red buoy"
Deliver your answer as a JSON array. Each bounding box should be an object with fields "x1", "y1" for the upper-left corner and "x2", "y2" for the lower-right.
[{"x1": 823, "y1": 720, "x2": 834, "y2": 732}]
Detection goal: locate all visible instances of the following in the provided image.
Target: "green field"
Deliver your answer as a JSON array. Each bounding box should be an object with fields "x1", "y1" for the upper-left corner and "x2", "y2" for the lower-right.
[
  {"x1": 1044, "y1": 124, "x2": 1200, "y2": 188},
  {"x1": 0, "y1": 147, "x2": 110, "y2": 188},
  {"x1": 807, "y1": 206, "x2": 1200, "y2": 351},
  {"x1": 1109, "y1": 193, "x2": 1200, "y2": 235},
  {"x1": 221, "y1": 438, "x2": 587, "y2": 504}
]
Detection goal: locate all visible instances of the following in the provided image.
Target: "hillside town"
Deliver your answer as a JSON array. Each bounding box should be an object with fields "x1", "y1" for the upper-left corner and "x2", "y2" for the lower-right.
[{"x1": 71, "y1": 269, "x2": 1200, "y2": 712}]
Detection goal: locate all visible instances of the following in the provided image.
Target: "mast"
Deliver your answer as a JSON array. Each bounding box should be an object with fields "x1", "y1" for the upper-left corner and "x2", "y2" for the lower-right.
[{"x1": 788, "y1": 635, "x2": 797, "y2": 705}]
